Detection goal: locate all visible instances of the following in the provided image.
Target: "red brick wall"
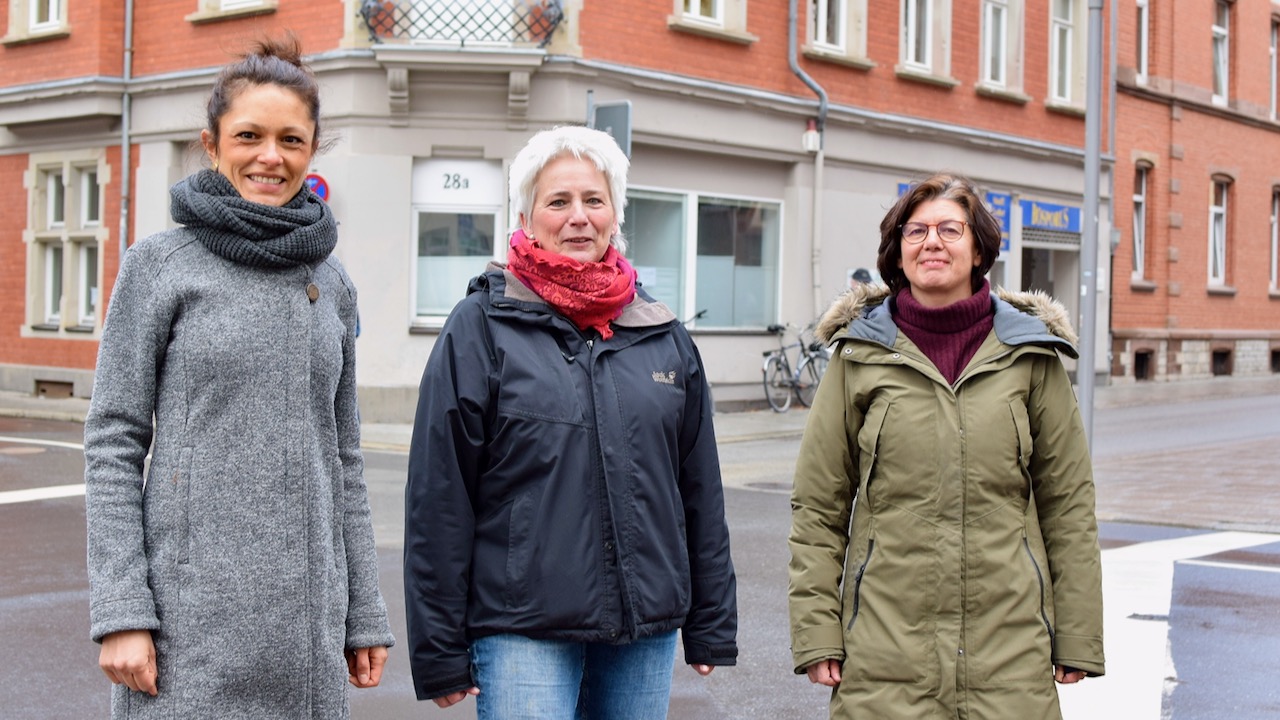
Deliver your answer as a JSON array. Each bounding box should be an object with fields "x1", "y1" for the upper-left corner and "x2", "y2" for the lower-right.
[
  {"x1": 578, "y1": 0, "x2": 1098, "y2": 150},
  {"x1": 1111, "y1": 0, "x2": 1280, "y2": 336},
  {"x1": 0, "y1": 1, "x2": 123, "y2": 84},
  {"x1": 131, "y1": 1, "x2": 345, "y2": 76}
]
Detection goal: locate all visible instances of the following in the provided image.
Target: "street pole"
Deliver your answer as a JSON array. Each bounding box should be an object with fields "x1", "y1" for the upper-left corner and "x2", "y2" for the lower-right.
[{"x1": 1078, "y1": 0, "x2": 1105, "y2": 446}]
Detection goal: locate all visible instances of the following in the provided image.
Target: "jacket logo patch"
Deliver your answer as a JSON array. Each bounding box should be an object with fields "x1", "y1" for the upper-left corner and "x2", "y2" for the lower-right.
[{"x1": 652, "y1": 370, "x2": 677, "y2": 385}]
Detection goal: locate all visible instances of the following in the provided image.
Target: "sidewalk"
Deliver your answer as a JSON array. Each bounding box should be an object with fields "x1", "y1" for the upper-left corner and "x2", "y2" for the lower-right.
[{"x1": 4, "y1": 373, "x2": 1279, "y2": 452}]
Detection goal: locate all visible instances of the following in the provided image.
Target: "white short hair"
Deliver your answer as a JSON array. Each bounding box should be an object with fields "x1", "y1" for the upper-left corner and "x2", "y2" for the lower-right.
[{"x1": 509, "y1": 125, "x2": 630, "y2": 253}]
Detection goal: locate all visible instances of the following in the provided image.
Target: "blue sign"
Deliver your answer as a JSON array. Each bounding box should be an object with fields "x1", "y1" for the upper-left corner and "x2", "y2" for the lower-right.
[
  {"x1": 1021, "y1": 199, "x2": 1081, "y2": 233},
  {"x1": 305, "y1": 173, "x2": 330, "y2": 202},
  {"x1": 986, "y1": 192, "x2": 1011, "y2": 253}
]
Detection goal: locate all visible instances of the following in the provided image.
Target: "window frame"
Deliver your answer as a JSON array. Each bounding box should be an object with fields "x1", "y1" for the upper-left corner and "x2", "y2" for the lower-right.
[
  {"x1": 1132, "y1": 165, "x2": 1149, "y2": 281},
  {"x1": 804, "y1": 0, "x2": 871, "y2": 68},
  {"x1": 668, "y1": 0, "x2": 757, "y2": 44},
  {"x1": 1271, "y1": 190, "x2": 1279, "y2": 292},
  {"x1": 981, "y1": 0, "x2": 1009, "y2": 86},
  {"x1": 1050, "y1": 0, "x2": 1074, "y2": 103},
  {"x1": 903, "y1": 0, "x2": 932, "y2": 70},
  {"x1": 626, "y1": 185, "x2": 784, "y2": 329},
  {"x1": 1136, "y1": 0, "x2": 1149, "y2": 83},
  {"x1": 1208, "y1": 179, "x2": 1229, "y2": 287},
  {"x1": 26, "y1": 152, "x2": 109, "y2": 334},
  {"x1": 1212, "y1": 1, "x2": 1230, "y2": 106},
  {"x1": 811, "y1": 0, "x2": 847, "y2": 54}
]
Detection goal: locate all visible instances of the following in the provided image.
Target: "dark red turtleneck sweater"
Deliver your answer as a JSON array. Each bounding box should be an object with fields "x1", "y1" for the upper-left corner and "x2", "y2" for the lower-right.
[{"x1": 892, "y1": 280, "x2": 994, "y2": 385}]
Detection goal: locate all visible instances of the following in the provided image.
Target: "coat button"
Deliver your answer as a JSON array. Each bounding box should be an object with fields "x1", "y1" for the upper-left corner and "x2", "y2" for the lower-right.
[{"x1": 306, "y1": 283, "x2": 320, "y2": 302}]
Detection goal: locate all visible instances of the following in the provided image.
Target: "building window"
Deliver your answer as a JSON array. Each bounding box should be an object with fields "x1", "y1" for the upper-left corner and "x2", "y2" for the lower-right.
[
  {"x1": 668, "y1": 0, "x2": 756, "y2": 43},
  {"x1": 903, "y1": 0, "x2": 932, "y2": 69},
  {"x1": 1271, "y1": 190, "x2": 1279, "y2": 291},
  {"x1": 78, "y1": 243, "x2": 99, "y2": 326},
  {"x1": 1208, "y1": 180, "x2": 1229, "y2": 286},
  {"x1": 1271, "y1": 20, "x2": 1278, "y2": 119},
  {"x1": 411, "y1": 159, "x2": 503, "y2": 322},
  {"x1": 897, "y1": 0, "x2": 953, "y2": 81},
  {"x1": 685, "y1": 0, "x2": 723, "y2": 25},
  {"x1": 1212, "y1": 1, "x2": 1229, "y2": 105},
  {"x1": 981, "y1": 0, "x2": 1008, "y2": 86},
  {"x1": 26, "y1": 152, "x2": 108, "y2": 333},
  {"x1": 811, "y1": 0, "x2": 846, "y2": 52},
  {"x1": 219, "y1": 0, "x2": 262, "y2": 9},
  {"x1": 1050, "y1": 0, "x2": 1074, "y2": 102},
  {"x1": 625, "y1": 189, "x2": 781, "y2": 328},
  {"x1": 43, "y1": 243, "x2": 63, "y2": 325},
  {"x1": 30, "y1": 0, "x2": 61, "y2": 31},
  {"x1": 186, "y1": 0, "x2": 276, "y2": 25},
  {"x1": 1132, "y1": 165, "x2": 1148, "y2": 281},
  {"x1": 1136, "y1": 0, "x2": 1149, "y2": 83},
  {"x1": 805, "y1": 0, "x2": 870, "y2": 66}
]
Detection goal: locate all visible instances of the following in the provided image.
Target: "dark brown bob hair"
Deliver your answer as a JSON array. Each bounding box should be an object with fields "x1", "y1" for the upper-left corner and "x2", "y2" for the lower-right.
[{"x1": 876, "y1": 172, "x2": 1003, "y2": 296}]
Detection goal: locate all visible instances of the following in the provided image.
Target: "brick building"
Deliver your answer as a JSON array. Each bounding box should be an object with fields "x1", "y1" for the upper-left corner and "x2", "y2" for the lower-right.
[
  {"x1": 1111, "y1": 0, "x2": 1280, "y2": 382},
  {"x1": 1, "y1": 0, "x2": 1111, "y2": 420}
]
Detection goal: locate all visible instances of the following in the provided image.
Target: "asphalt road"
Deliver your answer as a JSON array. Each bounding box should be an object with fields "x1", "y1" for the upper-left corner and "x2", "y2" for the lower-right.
[{"x1": 2, "y1": 389, "x2": 1278, "y2": 719}]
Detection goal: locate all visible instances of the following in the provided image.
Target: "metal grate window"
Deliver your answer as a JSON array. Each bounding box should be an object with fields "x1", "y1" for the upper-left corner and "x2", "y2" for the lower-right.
[
  {"x1": 1022, "y1": 228, "x2": 1080, "y2": 249},
  {"x1": 359, "y1": 0, "x2": 563, "y2": 46}
]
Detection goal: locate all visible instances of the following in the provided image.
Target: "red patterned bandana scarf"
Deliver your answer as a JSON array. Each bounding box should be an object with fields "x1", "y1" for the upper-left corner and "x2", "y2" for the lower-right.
[{"x1": 505, "y1": 229, "x2": 637, "y2": 340}]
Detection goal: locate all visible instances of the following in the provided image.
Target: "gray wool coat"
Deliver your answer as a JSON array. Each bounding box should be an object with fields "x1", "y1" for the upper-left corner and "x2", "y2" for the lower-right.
[{"x1": 84, "y1": 227, "x2": 394, "y2": 719}]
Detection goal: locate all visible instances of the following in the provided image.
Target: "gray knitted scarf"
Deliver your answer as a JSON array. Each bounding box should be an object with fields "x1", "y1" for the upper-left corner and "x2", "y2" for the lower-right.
[{"x1": 170, "y1": 169, "x2": 337, "y2": 268}]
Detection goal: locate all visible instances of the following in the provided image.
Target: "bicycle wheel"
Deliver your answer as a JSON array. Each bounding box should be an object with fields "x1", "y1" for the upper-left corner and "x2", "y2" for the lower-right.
[
  {"x1": 795, "y1": 354, "x2": 828, "y2": 407},
  {"x1": 762, "y1": 355, "x2": 792, "y2": 412}
]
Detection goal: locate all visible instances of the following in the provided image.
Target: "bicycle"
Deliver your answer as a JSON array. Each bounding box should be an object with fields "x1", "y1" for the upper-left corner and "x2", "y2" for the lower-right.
[{"x1": 761, "y1": 322, "x2": 830, "y2": 412}]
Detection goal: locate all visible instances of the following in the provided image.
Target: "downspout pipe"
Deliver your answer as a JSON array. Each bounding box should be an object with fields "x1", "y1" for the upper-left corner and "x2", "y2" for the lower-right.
[
  {"x1": 787, "y1": 0, "x2": 829, "y2": 321},
  {"x1": 118, "y1": 0, "x2": 134, "y2": 262}
]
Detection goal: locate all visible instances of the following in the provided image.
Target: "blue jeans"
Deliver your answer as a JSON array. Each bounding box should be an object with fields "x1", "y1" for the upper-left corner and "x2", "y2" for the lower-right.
[{"x1": 470, "y1": 631, "x2": 678, "y2": 720}]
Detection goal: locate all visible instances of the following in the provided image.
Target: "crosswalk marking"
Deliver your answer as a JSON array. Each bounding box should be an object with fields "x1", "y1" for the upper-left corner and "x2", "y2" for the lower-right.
[
  {"x1": 1059, "y1": 531, "x2": 1280, "y2": 719},
  {"x1": 0, "y1": 435, "x2": 84, "y2": 451}
]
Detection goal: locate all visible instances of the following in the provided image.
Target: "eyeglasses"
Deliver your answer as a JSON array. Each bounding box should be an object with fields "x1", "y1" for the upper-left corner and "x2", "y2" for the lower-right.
[{"x1": 899, "y1": 220, "x2": 968, "y2": 244}]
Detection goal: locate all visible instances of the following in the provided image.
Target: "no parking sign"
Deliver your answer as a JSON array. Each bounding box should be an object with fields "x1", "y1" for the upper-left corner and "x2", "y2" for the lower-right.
[{"x1": 305, "y1": 173, "x2": 330, "y2": 201}]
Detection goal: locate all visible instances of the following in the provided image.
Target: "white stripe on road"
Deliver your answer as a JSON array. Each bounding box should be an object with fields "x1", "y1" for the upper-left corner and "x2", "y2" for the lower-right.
[
  {"x1": 0, "y1": 483, "x2": 85, "y2": 505},
  {"x1": 1058, "y1": 531, "x2": 1280, "y2": 719},
  {"x1": 1178, "y1": 558, "x2": 1280, "y2": 575},
  {"x1": 0, "y1": 435, "x2": 84, "y2": 451},
  {"x1": 0, "y1": 436, "x2": 87, "y2": 504}
]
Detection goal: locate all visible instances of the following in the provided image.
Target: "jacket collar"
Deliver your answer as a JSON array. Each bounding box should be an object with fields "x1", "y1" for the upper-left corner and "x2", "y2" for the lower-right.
[
  {"x1": 818, "y1": 283, "x2": 1078, "y2": 358},
  {"x1": 470, "y1": 263, "x2": 677, "y2": 329}
]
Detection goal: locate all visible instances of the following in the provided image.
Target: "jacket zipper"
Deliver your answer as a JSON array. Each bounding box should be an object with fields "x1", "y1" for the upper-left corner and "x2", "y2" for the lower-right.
[
  {"x1": 1022, "y1": 535, "x2": 1055, "y2": 641},
  {"x1": 846, "y1": 538, "x2": 875, "y2": 630}
]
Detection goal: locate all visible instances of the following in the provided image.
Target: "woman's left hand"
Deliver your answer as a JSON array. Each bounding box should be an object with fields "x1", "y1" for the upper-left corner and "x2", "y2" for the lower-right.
[
  {"x1": 692, "y1": 664, "x2": 715, "y2": 676},
  {"x1": 1054, "y1": 665, "x2": 1087, "y2": 684},
  {"x1": 346, "y1": 646, "x2": 389, "y2": 688}
]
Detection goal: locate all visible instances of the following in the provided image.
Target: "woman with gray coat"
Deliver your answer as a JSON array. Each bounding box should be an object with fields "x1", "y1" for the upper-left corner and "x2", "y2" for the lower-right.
[{"x1": 84, "y1": 36, "x2": 393, "y2": 718}]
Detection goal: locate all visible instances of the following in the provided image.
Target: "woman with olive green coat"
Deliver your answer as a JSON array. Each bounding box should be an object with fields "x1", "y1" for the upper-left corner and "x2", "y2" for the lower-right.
[{"x1": 788, "y1": 283, "x2": 1104, "y2": 719}]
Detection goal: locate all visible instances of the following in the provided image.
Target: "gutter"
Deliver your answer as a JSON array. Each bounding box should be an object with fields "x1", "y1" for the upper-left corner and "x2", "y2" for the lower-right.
[
  {"x1": 787, "y1": 0, "x2": 829, "y2": 321},
  {"x1": 119, "y1": 0, "x2": 134, "y2": 260}
]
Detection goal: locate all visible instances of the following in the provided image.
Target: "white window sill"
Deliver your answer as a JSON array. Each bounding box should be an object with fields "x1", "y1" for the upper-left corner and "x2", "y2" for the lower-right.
[
  {"x1": 894, "y1": 64, "x2": 959, "y2": 88},
  {"x1": 2, "y1": 26, "x2": 70, "y2": 46},
  {"x1": 666, "y1": 15, "x2": 758, "y2": 45},
  {"x1": 803, "y1": 45, "x2": 874, "y2": 70},
  {"x1": 186, "y1": 1, "x2": 277, "y2": 25},
  {"x1": 975, "y1": 83, "x2": 1031, "y2": 105}
]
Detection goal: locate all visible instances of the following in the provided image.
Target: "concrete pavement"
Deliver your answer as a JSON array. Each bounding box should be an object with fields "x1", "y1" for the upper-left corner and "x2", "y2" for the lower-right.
[{"x1": 6, "y1": 373, "x2": 1278, "y2": 451}]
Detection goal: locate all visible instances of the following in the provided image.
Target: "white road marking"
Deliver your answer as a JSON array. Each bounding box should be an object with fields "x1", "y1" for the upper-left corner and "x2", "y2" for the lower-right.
[
  {"x1": 1058, "y1": 531, "x2": 1280, "y2": 719},
  {"x1": 0, "y1": 435, "x2": 84, "y2": 451},
  {"x1": 0, "y1": 436, "x2": 87, "y2": 505},
  {"x1": 1177, "y1": 558, "x2": 1280, "y2": 575},
  {"x1": 0, "y1": 483, "x2": 85, "y2": 505}
]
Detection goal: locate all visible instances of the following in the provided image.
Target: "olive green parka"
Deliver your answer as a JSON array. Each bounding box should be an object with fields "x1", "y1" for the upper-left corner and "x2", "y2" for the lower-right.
[{"x1": 788, "y1": 285, "x2": 1104, "y2": 719}]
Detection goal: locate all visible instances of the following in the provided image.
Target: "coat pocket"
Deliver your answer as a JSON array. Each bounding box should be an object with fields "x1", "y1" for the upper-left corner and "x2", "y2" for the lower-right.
[{"x1": 175, "y1": 447, "x2": 193, "y2": 565}]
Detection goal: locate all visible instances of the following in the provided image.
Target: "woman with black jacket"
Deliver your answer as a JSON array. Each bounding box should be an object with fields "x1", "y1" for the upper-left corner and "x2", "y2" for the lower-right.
[{"x1": 404, "y1": 126, "x2": 738, "y2": 719}]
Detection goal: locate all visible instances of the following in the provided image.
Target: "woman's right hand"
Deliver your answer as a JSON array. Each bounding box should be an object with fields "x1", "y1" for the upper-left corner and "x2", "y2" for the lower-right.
[
  {"x1": 805, "y1": 658, "x2": 843, "y2": 687},
  {"x1": 432, "y1": 686, "x2": 480, "y2": 708},
  {"x1": 99, "y1": 629, "x2": 158, "y2": 696}
]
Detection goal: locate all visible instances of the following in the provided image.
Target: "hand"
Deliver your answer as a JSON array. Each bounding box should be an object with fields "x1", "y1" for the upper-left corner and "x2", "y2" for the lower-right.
[
  {"x1": 805, "y1": 658, "x2": 843, "y2": 687},
  {"x1": 99, "y1": 629, "x2": 158, "y2": 696},
  {"x1": 691, "y1": 664, "x2": 715, "y2": 676},
  {"x1": 432, "y1": 687, "x2": 480, "y2": 708},
  {"x1": 346, "y1": 646, "x2": 389, "y2": 688},
  {"x1": 1055, "y1": 665, "x2": 1088, "y2": 684}
]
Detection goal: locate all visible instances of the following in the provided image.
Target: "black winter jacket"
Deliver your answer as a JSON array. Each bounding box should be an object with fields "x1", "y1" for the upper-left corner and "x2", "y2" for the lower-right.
[{"x1": 404, "y1": 267, "x2": 738, "y2": 701}]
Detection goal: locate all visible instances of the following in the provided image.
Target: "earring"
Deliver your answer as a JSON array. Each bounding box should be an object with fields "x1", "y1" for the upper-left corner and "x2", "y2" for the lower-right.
[{"x1": 212, "y1": 157, "x2": 219, "y2": 172}]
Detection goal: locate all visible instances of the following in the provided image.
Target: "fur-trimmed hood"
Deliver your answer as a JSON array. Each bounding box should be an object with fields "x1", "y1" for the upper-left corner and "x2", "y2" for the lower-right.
[{"x1": 816, "y1": 284, "x2": 1078, "y2": 357}]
